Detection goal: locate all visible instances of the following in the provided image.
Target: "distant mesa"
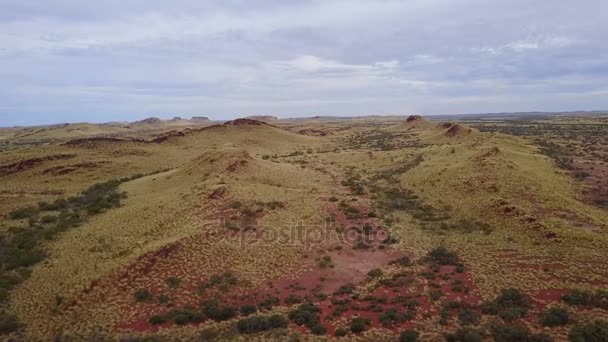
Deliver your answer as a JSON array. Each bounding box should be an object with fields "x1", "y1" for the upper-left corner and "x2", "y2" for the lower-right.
[
  {"x1": 190, "y1": 116, "x2": 210, "y2": 122},
  {"x1": 133, "y1": 117, "x2": 162, "y2": 125},
  {"x1": 245, "y1": 115, "x2": 278, "y2": 122}
]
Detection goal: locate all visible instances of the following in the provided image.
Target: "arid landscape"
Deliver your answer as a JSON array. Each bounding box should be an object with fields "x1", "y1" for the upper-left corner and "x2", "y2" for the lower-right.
[{"x1": 1, "y1": 113, "x2": 607, "y2": 341}]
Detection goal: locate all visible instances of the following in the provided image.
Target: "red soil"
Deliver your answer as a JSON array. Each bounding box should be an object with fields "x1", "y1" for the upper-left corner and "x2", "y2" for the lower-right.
[{"x1": 0, "y1": 154, "x2": 75, "y2": 176}]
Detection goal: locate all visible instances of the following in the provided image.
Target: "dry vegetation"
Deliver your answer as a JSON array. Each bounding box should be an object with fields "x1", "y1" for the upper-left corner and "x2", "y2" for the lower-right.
[{"x1": 0, "y1": 114, "x2": 607, "y2": 341}]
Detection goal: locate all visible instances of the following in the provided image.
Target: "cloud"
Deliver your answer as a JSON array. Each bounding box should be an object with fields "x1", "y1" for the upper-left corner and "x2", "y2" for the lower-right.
[
  {"x1": 275, "y1": 55, "x2": 398, "y2": 75},
  {"x1": 473, "y1": 35, "x2": 578, "y2": 55},
  {"x1": 0, "y1": 0, "x2": 607, "y2": 125}
]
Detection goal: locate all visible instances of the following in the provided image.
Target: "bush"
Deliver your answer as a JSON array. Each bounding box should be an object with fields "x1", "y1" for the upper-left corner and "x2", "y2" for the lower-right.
[
  {"x1": 149, "y1": 315, "x2": 167, "y2": 325},
  {"x1": 540, "y1": 307, "x2": 570, "y2": 327},
  {"x1": 258, "y1": 296, "x2": 279, "y2": 311},
  {"x1": 428, "y1": 246, "x2": 460, "y2": 265},
  {"x1": 569, "y1": 320, "x2": 608, "y2": 342},
  {"x1": 379, "y1": 308, "x2": 410, "y2": 326},
  {"x1": 236, "y1": 314, "x2": 287, "y2": 334},
  {"x1": 134, "y1": 289, "x2": 152, "y2": 302},
  {"x1": 482, "y1": 288, "x2": 532, "y2": 321},
  {"x1": 334, "y1": 283, "x2": 356, "y2": 295},
  {"x1": 240, "y1": 304, "x2": 257, "y2": 316},
  {"x1": 201, "y1": 299, "x2": 237, "y2": 321},
  {"x1": 173, "y1": 312, "x2": 198, "y2": 325},
  {"x1": 400, "y1": 330, "x2": 420, "y2": 342},
  {"x1": 284, "y1": 294, "x2": 303, "y2": 305},
  {"x1": 350, "y1": 316, "x2": 371, "y2": 333},
  {"x1": 40, "y1": 215, "x2": 57, "y2": 224},
  {"x1": 391, "y1": 256, "x2": 413, "y2": 267},
  {"x1": 288, "y1": 302, "x2": 321, "y2": 329},
  {"x1": 491, "y1": 323, "x2": 554, "y2": 342},
  {"x1": 165, "y1": 277, "x2": 181, "y2": 288},
  {"x1": 458, "y1": 306, "x2": 480, "y2": 326},
  {"x1": 335, "y1": 327, "x2": 348, "y2": 337},
  {"x1": 430, "y1": 289, "x2": 443, "y2": 301},
  {"x1": 9, "y1": 207, "x2": 38, "y2": 220},
  {"x1": 367, "y1": 268, "x2": 383, "y2": 279},
  {"x1": 562, "y1": 289, "x2": 608, "y2": 309},
  {"x1": 0, "y1": 311, "x2": 20, "y2": 335},
  {"x1": 310, "y1": 323, "x2": 327, "y2": 335},
  {"x1": 446, "y1": 327, "x2": 482, "y2": 342}
]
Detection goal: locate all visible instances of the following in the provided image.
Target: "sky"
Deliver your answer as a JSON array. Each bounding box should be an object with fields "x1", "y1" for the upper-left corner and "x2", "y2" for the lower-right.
[{"x1": 1, "y1": 0, "x2": 607, "y2": 126}]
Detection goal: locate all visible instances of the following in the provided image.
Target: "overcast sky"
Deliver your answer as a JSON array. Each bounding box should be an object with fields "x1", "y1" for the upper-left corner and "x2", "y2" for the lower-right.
[{"x1": 1, "y1": 0, "x2": 607, "y2": 126}]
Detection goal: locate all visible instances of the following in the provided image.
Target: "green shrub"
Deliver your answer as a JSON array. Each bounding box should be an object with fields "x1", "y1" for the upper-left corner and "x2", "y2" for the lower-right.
[
  {"x1": 172, "y1": 309, "x2": 205, "y2": 325},
  {"x1": 258, "y1": 296, "x2": 279, "y2": 311},
  {"x1": 310, "y1": 323, "x2": 327, "y2": 335},
  {"x1": 540, "y1": 307, "x2": 570, "y2": 327},
  {"x1": 149, "y1": 315, "x2": 167, "y2": 325},
  {"x1": 134, "y1": 289, "x2": 152, "y2": 302},
  {"x1": 569, "y1": 320, "x2": 608, "y2": 342},
  {"x1": 0, "y1": 311, "x2": 20, "y2": 335},
  {"x1": 165, "y1": 277, "x2": 181, "y2": 288},
  {"x1": 400, "y1": 330, "x2": 420, "y2": 342},
  {"x1": 240, "y1": 304, "x2": 257, "y2": 316},
  {"x1": 201, "y1": 299, "x2": 237, "y2": 321},
  {"x1": 446, "y1": 327, "x2": 482, "y2": 342},
  {"x1": 458, "y1": 306, "x2": 480, "y2": 326},
  {"x1": 391, "y1": 256, "x2": 413, "y2": 267},
  {"x1": 491, "y1": 323, "x2": 553, "y2": 342},
  {"x1": 350, "y1": 316, "x2": 371, "y2": 333},
  {"x1": 236, "y1": 314, "x2": 287, "y2": 334},
  {"x1": 288, "y1": 302, "x2": 321, "y2": 329},
  {"x1": 9, "y1": 207, "x2": 38, "y2": 220},
  {"x1": 428, "y1": 246, "x2": 460, "y2": 265},
  {"x1": 367, "y1": 268, "x2": 383, "y2": 279},
  {"x1": 562, "y1": 289, "x2": 608, "y2": 309},
  {"x1": 284, "y1": 294, "x2": 303, "y2": 305},
  {"x1": 430, "y1": 289, "x2": 443, "y2": 301},
  {"x1": 334, "y1": 283, "x2": 356, "y2": 295},
  {"x1": 335, "y1": 327, "x2": 348, "y2": 337},
  {"x1": 380, "y1": 308, "x2": 410, "y2": 326},
  {"x1": 482, "y1": 288, "x2": 532, "y2": 321},
  {"x1": 40, "y1": 215, "x2": 57, "y2": 224}
]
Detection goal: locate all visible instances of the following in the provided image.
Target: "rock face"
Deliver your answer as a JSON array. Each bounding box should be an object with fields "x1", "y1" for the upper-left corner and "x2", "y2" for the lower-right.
[
  {"x1": 443, "y1": 123, "x2": 472, "y2": 137},
  {"x1": 223, "y1": 118, "x2": 266, "y2": 126},
  {"x1": 406, "y1": 115, "x2": 423, "y2": 122}
]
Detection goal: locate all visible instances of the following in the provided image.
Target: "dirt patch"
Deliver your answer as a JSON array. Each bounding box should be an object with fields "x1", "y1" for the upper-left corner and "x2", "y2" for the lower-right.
[
  {"x1": 64, "y1": 137, "x2": 135, "y2": 147},
  {"x1": 226, "y1": 159, "x2": 249, "y2": 172},
  {"x1": 208, "y1": 186, "x2": 228, "y2": 199},
  {"x1": 298, "y1": 128, "x2": 328, "y2": 136},
  {"x1": 42, "y1": 162, "x2": 103, "y2": 176},
  {"x1": 0, "y1": 154, "x2": 75, "y2": 176},
  {"x1": 444, "y1": 124, "x2": 472, "y2": 137}
]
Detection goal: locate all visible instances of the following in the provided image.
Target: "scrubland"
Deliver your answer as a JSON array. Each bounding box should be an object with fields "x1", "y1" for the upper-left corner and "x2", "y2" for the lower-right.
[{"x1": 0, "y1": 115, "x2": 607, "y2": 341}]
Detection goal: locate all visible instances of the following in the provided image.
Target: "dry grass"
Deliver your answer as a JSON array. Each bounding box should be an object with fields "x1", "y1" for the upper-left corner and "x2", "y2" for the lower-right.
[{"x1": 1, "y1": 116, "x2": 607, "y2": 340}]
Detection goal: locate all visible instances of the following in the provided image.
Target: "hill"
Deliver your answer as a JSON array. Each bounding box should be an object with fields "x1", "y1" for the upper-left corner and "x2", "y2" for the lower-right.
[{"x1": 1, "y1": 115, "x2": 607, "y2": 341}]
